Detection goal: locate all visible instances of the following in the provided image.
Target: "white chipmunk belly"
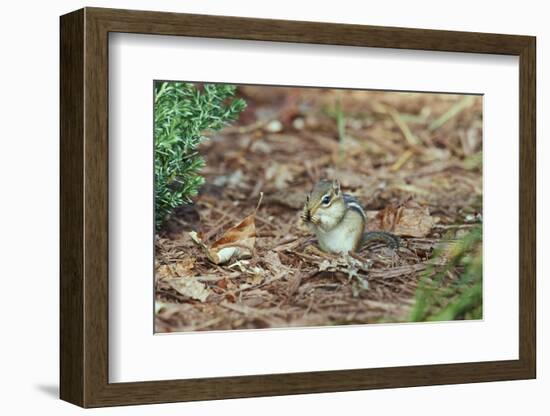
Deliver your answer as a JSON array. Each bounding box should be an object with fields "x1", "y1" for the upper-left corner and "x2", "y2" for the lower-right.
[{"x1": 316, "y1": 210, "x2": 364, "y2": 254}]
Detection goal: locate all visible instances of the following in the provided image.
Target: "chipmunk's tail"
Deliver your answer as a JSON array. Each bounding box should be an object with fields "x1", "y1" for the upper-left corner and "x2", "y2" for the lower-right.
[{"x1": 361, "y1": 231, "x2": 400, "y2": 249}]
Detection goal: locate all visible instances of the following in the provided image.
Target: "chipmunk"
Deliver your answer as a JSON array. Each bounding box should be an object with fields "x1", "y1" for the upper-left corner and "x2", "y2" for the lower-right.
[{"x1": 301, "y1": 179, "x2": 399, "y2": 254}]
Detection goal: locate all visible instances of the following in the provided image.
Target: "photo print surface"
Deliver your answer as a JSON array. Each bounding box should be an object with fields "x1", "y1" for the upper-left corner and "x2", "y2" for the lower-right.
[{"x1": 154, "y1": 81, "x2": 483, "y2": 333}]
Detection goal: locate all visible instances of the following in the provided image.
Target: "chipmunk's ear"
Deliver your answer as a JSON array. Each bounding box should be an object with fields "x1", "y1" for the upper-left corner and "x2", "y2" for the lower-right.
[{"x1": 332, "y1": 179, "x2": 341, "y2": 195}]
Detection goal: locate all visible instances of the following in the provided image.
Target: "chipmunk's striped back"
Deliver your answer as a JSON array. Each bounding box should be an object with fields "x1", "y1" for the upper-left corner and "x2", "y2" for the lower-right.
[
  {"x1": 343, "y1": 194, "x2": 400, "y2": 249},
  {"x1": 343, "y1": 194, "x2": 366, "y2": 219}
]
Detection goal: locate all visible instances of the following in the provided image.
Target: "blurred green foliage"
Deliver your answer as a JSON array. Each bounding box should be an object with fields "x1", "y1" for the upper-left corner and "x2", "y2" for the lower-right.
[
  {"x1": 154, "y1": 81, "x2": 246, "y2": 229},
  {"x1": 410, "y1": 225, "x2": 482, "y2": 322}
]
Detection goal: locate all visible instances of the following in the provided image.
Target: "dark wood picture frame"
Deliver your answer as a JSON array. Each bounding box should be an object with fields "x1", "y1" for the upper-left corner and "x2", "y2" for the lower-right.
[{"x1": 60, "y1": 7, "x2": 536, "y2": 408}]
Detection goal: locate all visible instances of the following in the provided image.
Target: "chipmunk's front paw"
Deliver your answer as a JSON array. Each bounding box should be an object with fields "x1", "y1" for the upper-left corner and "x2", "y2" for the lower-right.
[{"x1": 304, "y1": 244, "x2": 332, "y2": 257}]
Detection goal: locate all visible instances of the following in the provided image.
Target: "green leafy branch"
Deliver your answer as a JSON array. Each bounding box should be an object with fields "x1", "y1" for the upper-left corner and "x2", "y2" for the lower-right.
[{"x1": 154, "y1": 82, "x2": 246, "y2": 229}]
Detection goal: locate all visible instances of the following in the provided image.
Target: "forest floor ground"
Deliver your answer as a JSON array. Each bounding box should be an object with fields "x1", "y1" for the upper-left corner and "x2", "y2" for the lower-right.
[{"x1": 155, "y1": 86, "x2": 483, "y2": 332}]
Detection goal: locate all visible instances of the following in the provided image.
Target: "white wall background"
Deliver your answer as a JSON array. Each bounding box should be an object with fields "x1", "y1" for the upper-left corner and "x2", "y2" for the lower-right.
[{"x1": 0, "y1": 0, "x2": 545, "y2": 414}]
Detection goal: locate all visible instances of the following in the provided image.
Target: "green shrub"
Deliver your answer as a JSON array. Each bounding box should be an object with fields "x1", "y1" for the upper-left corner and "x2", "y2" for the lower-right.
[
  {"x1": 154, "y1": 81, "x2": 246, "y2": 229},
  {"x1": 410, "y1": 225, "x2": 482, "y2": 322}
]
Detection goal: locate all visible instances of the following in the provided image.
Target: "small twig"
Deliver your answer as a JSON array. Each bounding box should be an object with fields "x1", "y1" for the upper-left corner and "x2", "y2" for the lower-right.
[
  {"x1": 203, "y1": 216, "x2": 233, "y2": 241},
  {"x1": 255, "y1": 214, "x2": 278, "y2": 229},
  {"x1": 390, "y1": 149, "x2": 415, "y2": 171},
  {"x1": 222, "y1": 119, "x2": 269, "y2": 135},
  {"x1": 428, "y1": 96, "x2": 476, "y2": 132},
  {"x1": 433, "y1": 223, "x2": 479, "y2": 230},
  {"x1": 387, "y1": 107, "x2": 421, "y2": 146},
  {"x1": 255, "y1": 192, "x2": 264, "y2": 212}
]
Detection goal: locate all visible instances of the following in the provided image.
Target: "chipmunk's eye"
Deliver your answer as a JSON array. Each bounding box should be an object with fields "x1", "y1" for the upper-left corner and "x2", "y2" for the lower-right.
[{"x1": 321, "y1": 195, "x2": 331, "y2": 205}]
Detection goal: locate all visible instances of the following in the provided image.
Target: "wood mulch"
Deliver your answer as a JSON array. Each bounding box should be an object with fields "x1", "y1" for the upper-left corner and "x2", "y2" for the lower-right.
[{"x1": 155, "y1": 87, "x2": 482, "y2": 332}]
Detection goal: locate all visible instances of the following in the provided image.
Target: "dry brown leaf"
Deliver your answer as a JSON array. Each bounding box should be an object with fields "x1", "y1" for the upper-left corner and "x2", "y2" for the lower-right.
[
  {"x1": 317, "y1": 254, "x2": 370, "y2": 289},
  {"x1": 169, "y1": 277, "x2": 210, "y2": 302},
  {"x1": 173, "y1": 258, "x2": 196, "y2": 276},
  {"x1": 155, "y1": 258, "x2": 196, "y2": 281},
  {"x1": 263, "y1": 251, "x2": 283, "y2": 270},
  {"x1": 189, "y1": 213, "x2": 256, "y2": 265},
  {"x1": 155, "y1": 264, "x2": 173, "y2": 281},
  {"x1": 370, "y1": 203, "x2": 436, "y2": 238}
]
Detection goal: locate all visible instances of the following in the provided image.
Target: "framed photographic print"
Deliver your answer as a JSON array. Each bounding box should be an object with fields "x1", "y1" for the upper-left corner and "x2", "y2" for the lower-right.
[{"x1": 60, "y1": 7, "x2": 536, "y2": 408}]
